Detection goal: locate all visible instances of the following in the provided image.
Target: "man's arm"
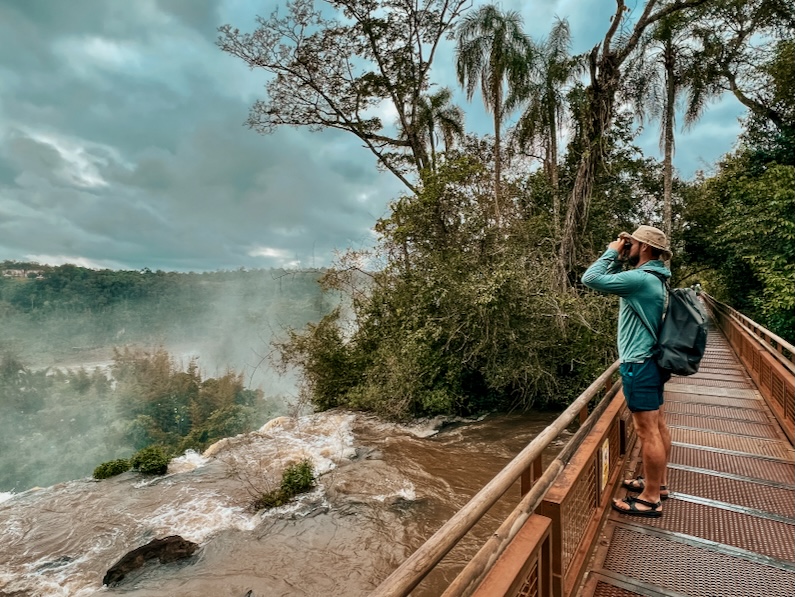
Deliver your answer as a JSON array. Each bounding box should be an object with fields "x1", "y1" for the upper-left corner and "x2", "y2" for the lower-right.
[{"x1": 582, "y1": 246, "x2": 642, "y2": 297}]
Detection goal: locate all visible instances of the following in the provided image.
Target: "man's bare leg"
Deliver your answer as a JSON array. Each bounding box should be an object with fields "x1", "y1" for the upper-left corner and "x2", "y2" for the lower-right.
[
  {"x1": 623, "y1": 405, "x2": 672, "y2": 498},
  {"x1": 614, "y1": 410, "x2": 665, "y2": 512},
  {"x1": 658, "y1": 404, "x2": 671, "y2": 491}
]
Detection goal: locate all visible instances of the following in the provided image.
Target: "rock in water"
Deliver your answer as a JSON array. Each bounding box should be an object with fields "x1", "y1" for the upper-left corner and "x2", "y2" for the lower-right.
[{"x1": 103, "y1": 535, "x2": 199, "y2": 585}]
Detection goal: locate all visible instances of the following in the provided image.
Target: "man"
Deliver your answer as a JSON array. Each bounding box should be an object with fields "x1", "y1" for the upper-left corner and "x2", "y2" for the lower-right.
[{"x1": 582, "y1": 225, "x2": 673, "y2": 518}]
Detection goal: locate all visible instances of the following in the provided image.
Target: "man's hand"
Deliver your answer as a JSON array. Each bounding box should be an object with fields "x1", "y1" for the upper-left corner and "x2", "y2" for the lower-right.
[
  {"x1": 608, "y1": 237, "x2": 625, "y2": 252},
  {"x1": 609, "y1": 232, "x2": 632, "y2": 258}
]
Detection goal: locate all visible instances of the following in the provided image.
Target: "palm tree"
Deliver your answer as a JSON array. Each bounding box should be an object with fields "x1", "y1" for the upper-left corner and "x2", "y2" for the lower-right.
[
  {"x1": 511, "y1": 18, "x2": 582, "y2": 235},
  {"x1": 624, "y1": 13, "x2": 713, "y2": 240},
  {"x1": 456, "y1": 4, "x2": 533, "y2": 225},
  {"x1": 415, "y1": 88, "x2": 465, "y2": 172}
]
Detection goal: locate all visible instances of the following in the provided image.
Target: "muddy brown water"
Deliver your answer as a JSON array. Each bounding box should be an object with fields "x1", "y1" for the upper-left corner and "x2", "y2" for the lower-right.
[{"x1": 0, "y1": 410, "x2": 566, "y2": 596}]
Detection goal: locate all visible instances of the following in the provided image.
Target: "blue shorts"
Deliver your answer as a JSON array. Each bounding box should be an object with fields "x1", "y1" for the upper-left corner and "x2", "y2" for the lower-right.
[{"x1": 620, "y1": 359, "x2": 671, "y2": 412}]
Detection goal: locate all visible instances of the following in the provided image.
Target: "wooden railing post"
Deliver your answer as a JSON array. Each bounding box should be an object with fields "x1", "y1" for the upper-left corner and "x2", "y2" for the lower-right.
[
  {"x1": 531, "y1": 375, "x2": 616, "y2": 496},
  {"x1": 532, "y1": 456, "x2": 543, "y2": 483},
  {"x1": 520, "y1": 467, "x2": 532, "y2": 497},
  {"x1": 521, "y1": 455, "x2": 545, "y2": 496}
]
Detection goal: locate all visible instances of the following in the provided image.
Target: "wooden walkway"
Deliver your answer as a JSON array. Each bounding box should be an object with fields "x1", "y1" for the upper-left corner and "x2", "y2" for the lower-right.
[{"x1": 582, "y1": 323, "x2": 795, "y2": 597}]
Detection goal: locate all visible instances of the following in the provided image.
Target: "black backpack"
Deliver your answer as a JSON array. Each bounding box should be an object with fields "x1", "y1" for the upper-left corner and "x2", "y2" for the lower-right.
[{"x1": 640, "y1": 271, "x2": 709, "y2": 376}]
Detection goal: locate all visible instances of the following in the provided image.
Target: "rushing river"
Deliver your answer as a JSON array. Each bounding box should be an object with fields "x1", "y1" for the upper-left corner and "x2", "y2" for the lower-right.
[{"x1": 0, "y1": 410, "x2": 566, "y2": 596}]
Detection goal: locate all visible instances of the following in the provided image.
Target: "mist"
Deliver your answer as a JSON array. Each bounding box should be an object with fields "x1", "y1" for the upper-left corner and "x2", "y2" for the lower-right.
[{"x1": 0, "y1": 267, "x2": 341, "y2": 492}]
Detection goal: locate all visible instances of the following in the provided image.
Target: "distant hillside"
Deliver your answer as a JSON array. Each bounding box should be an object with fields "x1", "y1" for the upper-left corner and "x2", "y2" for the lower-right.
[{"x1": 0, "y1": 262, "x2": 341, "y2": 382}]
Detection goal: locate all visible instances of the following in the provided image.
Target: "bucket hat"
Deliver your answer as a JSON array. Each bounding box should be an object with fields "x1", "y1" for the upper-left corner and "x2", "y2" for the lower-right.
[{"x1": 629, "y1": 225, "x2": 672, "y2": 261}]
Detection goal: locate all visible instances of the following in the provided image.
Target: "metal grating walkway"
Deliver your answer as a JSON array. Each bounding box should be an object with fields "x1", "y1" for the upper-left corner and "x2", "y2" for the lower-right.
[{"x1": 583, "y1": 323, "x2": 795, "y2": 597}]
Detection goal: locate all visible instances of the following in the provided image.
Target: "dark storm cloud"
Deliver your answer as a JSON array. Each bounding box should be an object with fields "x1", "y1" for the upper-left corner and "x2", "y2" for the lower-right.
[
  {"x1": 5, "y1": 136, "x2": 69, "y2": 185},
  {"x1": 0, "y1": 0, "x2": 401, "y2": 271},
  {"x1": 4, "y1": 0, "x2": 110, "y2": 33},
  {"x1": 156, "y1": 0, "x2": 222, "y2": 36},
  {"x1": 0, "y1": 0, "x2": 747, "y2": 272},
  {"x1": 0, "y1": 118, "x2": 394, "y2": 271},
  {"x1": 0, "y1": 155, "x2": 16, "y2": 186}
]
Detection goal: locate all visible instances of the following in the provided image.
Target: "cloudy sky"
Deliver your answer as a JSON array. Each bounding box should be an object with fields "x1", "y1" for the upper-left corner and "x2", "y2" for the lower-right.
[{"x1": 0, "y1": 0, "x2": 745, "y2": 272}]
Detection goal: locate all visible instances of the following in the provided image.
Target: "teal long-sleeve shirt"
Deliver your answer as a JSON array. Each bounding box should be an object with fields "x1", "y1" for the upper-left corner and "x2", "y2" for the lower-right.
[{"x1": 582, "y1": 248, "x2": 671, "y2": 363}]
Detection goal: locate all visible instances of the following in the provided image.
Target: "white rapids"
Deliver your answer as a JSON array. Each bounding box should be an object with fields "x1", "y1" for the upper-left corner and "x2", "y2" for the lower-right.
[{"x1": 0, "y1": 409, "x2": 560, "y2": 597}]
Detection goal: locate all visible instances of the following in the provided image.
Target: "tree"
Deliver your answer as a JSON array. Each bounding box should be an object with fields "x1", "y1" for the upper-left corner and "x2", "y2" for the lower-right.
[
  {"x1": 511, "y1": 18, "x2": 581, "y2": 236},
  {"x1": 691, "y1": 0, "x2": 795, "y2": 137},
  {"x1": 623, "y1": 13, "x2": 713, "y2": 240},
  {"x1": 678, "y1": 45, "x2": 795, "y2": 341},
  {"x1": 276, "y1": 146, "x2": 620, "y2": 419},
  {"x1": 111, "y1": 347, "x2": 265, "y2": 452},
  {"x1": 557, "y1": 0, "x2": 709, "y2": 284},
  {"x1": 687, "y1": 149, "x2": 794, "y2": 340},
  {"x1": 217, "y1": 0, "x2": 469, "y2": 192},
  {"x1": 455, "y1": 4, "x2": 534, "y2": 225},
  {"x1": 413, "y1": 87, "x2": 465, "y2": 173}
]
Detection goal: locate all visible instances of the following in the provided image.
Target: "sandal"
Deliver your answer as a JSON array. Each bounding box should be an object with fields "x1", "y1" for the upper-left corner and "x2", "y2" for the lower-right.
[
  {"x1": 611, "y1": 496, "x2": 663, "y2": 518},
  {"x1": 622, "y1": 476, "x2": 669, "y2": 500}
]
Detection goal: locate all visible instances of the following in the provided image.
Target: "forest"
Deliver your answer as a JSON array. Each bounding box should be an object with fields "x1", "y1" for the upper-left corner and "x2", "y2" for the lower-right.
[
  {"x1": 218, "y1": 0, "x2": 794, "y2": 418},
  {"x1": 0, "y1": 264, "x2": 335, "y2": 363}
]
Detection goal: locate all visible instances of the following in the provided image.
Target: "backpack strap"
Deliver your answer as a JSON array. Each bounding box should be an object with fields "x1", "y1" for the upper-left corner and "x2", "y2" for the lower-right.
[
  {"x1": 644, "y1": 270, "x2": 670, "y2": 322},
  {"x1": 625, "y1": 270, "x2": 669, "y2": 343},
  {"x1": 644, "y1": 269, "x2": 670, "y2": 290}
]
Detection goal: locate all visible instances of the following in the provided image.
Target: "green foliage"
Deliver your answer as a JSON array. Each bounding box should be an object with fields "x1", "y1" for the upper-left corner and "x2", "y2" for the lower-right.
[
  {"x1": 275, "y1": 308, "x2": 363, "y2": 412},
  {"x1": 0, "y1": 345, "x2": 274, "y2": 491},
  {"x1": 130, "y1": 445, "x2": 170, "y2": 475},
  {"x1": 690, "y1": 0, "x2": 794, "y2": 137},
  {"x1": 280, "y1": 459, "x2": 315, "y2": 495},
  {"x1": 0, "y1": 266, "x2": 334, "y2": 366},
  {"x1": 93, "y1": 459, "x2": 131, "y2": 480},
  {"x1": 556, "y1": 109, "x2": 673, "y2": 271},
  {"x1": 0, "y1": 353, "x2": 47, "y2": 413},
  {"x1": 703, "y1": 157, "x2": 794, "y2": 340},
  {"x1": 0, "y1": 267, "x2": 334, "y2": 492},
  {"x1": 251, "y1": 490, "x2": 289, "y2": 510},
  {"x1": 0, "y1": 355, "x2": 121, "y2": 491},
  {"x1": 177, "y1": 405, "x2": 256, "y2": 453},
  {"x1": 112, "y1": 347, "x2": 267, "y2": 452},
  {"x1": 125, "y1": 415, "x2": 165, "y2": 451},
  {"x1": 680, "y1": 80, "x2": 794, "y2": 342},
  {"x1": 251, "y1": 459, "x2": 315, "y2": 511},
  {"x1": 277, "y1": 154, "x2": 618, "y2": 419}
]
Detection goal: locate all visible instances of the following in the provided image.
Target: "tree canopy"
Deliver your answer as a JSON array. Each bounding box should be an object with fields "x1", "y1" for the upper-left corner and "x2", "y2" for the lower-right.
[
  {"x1": 214, "y1": 1, "x2": 795, "y2": 418},
  {"x1": 217, "y1": 0, "x2": 470, "y2": 191}
]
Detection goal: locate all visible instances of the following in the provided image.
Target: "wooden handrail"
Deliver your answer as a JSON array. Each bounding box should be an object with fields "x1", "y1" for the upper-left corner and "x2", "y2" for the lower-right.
[
  {"x1": 369, "y1": 361, "x2": 620, "y2": 597},
  {"x1": 702, "y1": 293, "x2": 795, "y2": 373},
  {"x1": 442, "y1": 381, "x2": 623, "y2": 597}
]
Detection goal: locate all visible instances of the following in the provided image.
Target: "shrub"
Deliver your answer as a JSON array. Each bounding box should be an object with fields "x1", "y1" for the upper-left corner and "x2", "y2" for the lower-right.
[
  {"x1": 130, "y1": 445, "x2": 170, "y2": 475},
  {"x1": 93, "y1": 458, "x2": 131, "y2": 480},
  {"x1": 280, "y1": 459, "x2": 314, "y2": 495},
  {"x1": 252, "y1": 489, "x2": 289, "y2": 510},
  {"x1": 252, "y1": 459, "x2": 315, "y2": 511}
]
